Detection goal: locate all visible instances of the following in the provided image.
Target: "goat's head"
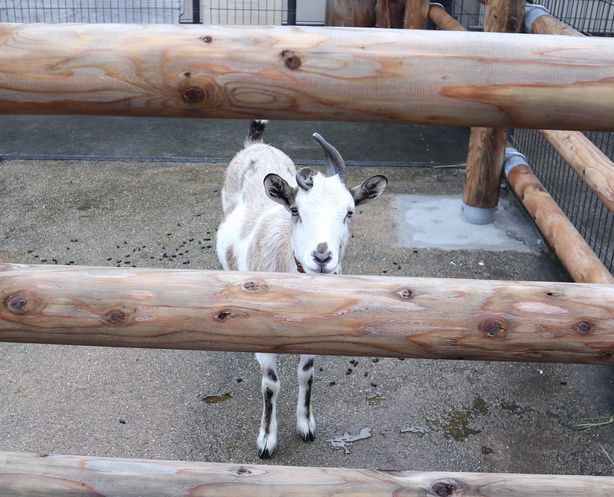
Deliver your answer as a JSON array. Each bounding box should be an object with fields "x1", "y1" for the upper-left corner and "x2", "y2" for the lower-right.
[{"x1": 264, "y1": 133, "x2": 387, "y2": 274}]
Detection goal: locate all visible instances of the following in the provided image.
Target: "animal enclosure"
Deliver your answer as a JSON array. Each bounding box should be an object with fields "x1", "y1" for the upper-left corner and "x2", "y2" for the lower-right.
[{"x1": 1, "y1": 0, "x2": 614, "y2": 494}]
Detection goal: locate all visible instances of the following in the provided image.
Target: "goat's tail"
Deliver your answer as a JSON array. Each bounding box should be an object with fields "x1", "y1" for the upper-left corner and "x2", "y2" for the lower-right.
[{"x1": 246, "y1": 119, "x2": 268, "y2": 144}]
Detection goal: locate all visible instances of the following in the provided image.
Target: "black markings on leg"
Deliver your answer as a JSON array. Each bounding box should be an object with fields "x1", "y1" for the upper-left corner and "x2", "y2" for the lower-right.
[
  {"x1": 263, "y1": 387, "x2": 274, "y2": 435},
  {"x1": 267, "y1": 368, "x2": 278, "y2": 382},
  {"x1": 301, "y1": 375, "x2": 315, "y2": 442},
  {"x1": 304, "y1": 376, "x2": 313, "y2": 415},
  {"x1": 302, "y1": 358, "x2": 314, "y2": 372}
]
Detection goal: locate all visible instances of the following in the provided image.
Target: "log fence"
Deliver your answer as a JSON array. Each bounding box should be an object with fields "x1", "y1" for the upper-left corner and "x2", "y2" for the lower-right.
[
  {"x1": 1, "y1": 451, "x2": 614, "y2": 497},
  {"x1": 1, "y1": 5, "x2": 614, "y2": 495}
]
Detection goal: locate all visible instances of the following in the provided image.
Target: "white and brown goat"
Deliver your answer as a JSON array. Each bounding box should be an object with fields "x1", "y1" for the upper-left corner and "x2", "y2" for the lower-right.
[{"x1": 216, "y1": 120, "x2": 387, "y2": 458}]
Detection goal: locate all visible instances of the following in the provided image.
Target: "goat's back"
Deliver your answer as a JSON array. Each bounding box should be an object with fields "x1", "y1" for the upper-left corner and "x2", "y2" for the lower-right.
[{"x1": 222, "y1": 143, "x2": 296, "y2": 217}]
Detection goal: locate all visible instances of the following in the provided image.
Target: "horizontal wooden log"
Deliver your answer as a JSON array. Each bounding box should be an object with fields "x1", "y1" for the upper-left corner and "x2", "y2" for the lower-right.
[
  {"x1": 2, "y1": 452, "x2": 614, "y2": 497},
  {"x1": 541, "y1": 130, "x2": 614, "y2": 214},
  {"x1": 505, "y1": 161, "x2": 614, "y2": 285},
  {"x1": 1, "y1": 24, "x2": 614, "y2": 130},
  {"x1": 2, "y1": 264, "x2": 614, "y2": 364}
]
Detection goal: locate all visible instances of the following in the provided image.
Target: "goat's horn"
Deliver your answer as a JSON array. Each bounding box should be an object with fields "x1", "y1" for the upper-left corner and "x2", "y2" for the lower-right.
[{"x1": 312, "y1": 133, "x2": 347, "y2": 185}]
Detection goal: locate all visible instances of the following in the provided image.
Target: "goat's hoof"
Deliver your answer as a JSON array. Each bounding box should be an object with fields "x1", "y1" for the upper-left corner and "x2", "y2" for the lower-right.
[
  {"x1": 297, "y1": 416, "x2": 316, "y2": 442},
  {"x1": 300, "y1": 430, "x2": 315, "y2": 442},
  {"x1": 258, "y1": 447, "x2": 274, "y2": 459}
]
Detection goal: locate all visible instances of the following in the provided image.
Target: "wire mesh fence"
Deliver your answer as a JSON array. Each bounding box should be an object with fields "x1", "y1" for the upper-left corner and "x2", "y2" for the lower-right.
[
  {"x1": 203, "y1": 0, "x2": 296, "y2": 25},
  {"x1": 0, "y1": 0, "x2": 191, "y2": 24}
]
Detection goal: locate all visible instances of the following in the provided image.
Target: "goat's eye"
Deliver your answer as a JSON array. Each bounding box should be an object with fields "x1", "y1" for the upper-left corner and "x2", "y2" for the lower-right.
[
  {"x1": 290, "y1": 207, "x2": 299, "y2": 217},
  {"x1": 345, "y1": 211, "x2": 354, "y2": 221}
]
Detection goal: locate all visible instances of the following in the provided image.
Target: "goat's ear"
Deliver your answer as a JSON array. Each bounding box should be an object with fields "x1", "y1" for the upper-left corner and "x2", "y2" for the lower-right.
[
  {"x1": 351, "y1": 175, "x2": 388, "y2": 206},
  {"x1": 264, "y1": 173, "x2": 296, "y2": 208},
  {"x1": 296, "y1": 167, "x2": 317, "y2": 191}
]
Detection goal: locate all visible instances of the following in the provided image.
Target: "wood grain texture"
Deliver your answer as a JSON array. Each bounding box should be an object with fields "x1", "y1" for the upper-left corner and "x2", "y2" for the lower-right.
[
  {"x1": 325, "y1": 0, "x2": 376, "y2": 27},
  {"x1": 541, "y1": 130, "x2": 614, "y2": 214},
  {"x1": 506, "y1": 165, "x2": 614, "y2": 285},
  {"x1": 531, "y1": 14, "x2": 583, "y2": 36},
  {"x1": 2, "y1": 264, "x2": 614, "y2": 364},
  {"x1": 375, "y1": 0, "x2": 406, "y2": 27},
  {"x1": 1, "y1": 451, "x2": 614, "y2": 497},
  {"x1": 484, "y1": 0, "x2": 525, "y2": 32},
  {"x1": 428, "y1": 4, "x2": 465, "y2": 31},
  {"x1": 463, "y1": 126, "x2": 507, "y2": 208},
  {"x1": 463, "y1": 1, "x2": 524, "y2": 210},
  {"x1": 1, "y1": 23, "x2": 614, "y2": 130},
  {"x1": 403, "y1": 0, "x2": 429, "y2": 29}
]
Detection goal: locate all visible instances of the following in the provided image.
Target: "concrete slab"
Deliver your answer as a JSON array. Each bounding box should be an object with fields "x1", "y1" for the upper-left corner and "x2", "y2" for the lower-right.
[{"x1": 395, "y1": 195, "x2": 542, "y2": 253}]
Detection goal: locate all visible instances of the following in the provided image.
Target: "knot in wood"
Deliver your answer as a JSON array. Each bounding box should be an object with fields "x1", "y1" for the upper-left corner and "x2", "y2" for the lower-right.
[
  {"x1": 429, "y1": 480, "x2": 459, "y2": 496},
  {"x1": 242, "y1": 281, "x2": 268, "y2": 292},
  {"x1": 216, "y1": 310, "x2": 232, "y2": 321},
  {"x1": 181, "y1": 86, "x2": 205, "y2": 104},
  {"x1": 398, "y1": 288, "x2": 414, "y2": 299},
  {"x1": 479, "y1": 319, "x2": 506, "y2": 338},
  {"x1": 106, "y1": 309, "x2": 126, "y2": 324},
  {"x1": 233, "y1": 466, "x2": 251, "y2": 476},
  {"x1": 573, "y1": 320, "x2": 593, "y2": 335},
  {"x1": 6, "y1": 293, "x2": 28, "y2": 314},
  {"x1": 281, "y1": 50, "x2": 302, "y2": 70},
  {"x1": 200, "y1": 35, "x2": 213, "y2": 43}
]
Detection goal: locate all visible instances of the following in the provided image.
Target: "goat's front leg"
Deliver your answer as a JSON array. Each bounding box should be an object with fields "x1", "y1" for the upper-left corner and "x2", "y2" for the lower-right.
[
  {"x1": 255, "y1": 352, "x2": 280, "y2": 458},
  {"x1": 297, "y1": 354, "x2": 316, "y2": 441}
]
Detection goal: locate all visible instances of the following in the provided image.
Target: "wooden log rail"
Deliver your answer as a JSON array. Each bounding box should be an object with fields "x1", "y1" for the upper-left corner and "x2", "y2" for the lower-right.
[
  {"x1": 504, "y1": 148, "x2": 614, "y2": 285},
  {"x1": 1, "y1": 24, "x2": 614, "y2": 130},
  {"x1": 541, "y1": 130, "x2": 614, "y2": 214},
  {"x1": 1, "y1": 451, "x2": 614, "y2": 497},
  {"x1": 2, "y1": 263, "x2": 614, "y2": 364}
]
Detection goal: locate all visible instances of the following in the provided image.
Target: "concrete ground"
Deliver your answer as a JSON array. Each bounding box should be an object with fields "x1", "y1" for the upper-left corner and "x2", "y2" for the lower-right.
[{"x1": 0, "y1": 118, "x2": 612, "y2": 477}]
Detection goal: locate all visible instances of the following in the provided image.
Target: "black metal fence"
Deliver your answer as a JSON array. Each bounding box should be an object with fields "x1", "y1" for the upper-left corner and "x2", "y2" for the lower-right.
[
  {"x1": 0, "y1": 0, "x2": 300, "y2": 25},
  {"x1": 0, "y1": 0, "x2": 196, "y2": 24},
  {"x1": 203, "y1": 0, "x2": 297, "y2": 25}
]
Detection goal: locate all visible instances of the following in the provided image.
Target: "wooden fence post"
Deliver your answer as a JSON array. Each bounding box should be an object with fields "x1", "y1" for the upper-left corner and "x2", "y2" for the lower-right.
[
  {"x1": 404, "y1": 0, "x2": 429, "y2": 28},
  {"x1": 325, "y1": 0, "x2": 376, "y2": 26},
  {"x1": 462, "y1": 0, "x2": 525, "y2": 224}
]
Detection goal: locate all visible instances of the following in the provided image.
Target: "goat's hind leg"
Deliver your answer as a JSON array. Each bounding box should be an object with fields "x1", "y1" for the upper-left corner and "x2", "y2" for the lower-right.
[
  {"x1": 297, "y1": 354, "x2": 316, "y2": 441},
  {"x1": 255, "y1": 353, "x2": 280, "y2": 458}
]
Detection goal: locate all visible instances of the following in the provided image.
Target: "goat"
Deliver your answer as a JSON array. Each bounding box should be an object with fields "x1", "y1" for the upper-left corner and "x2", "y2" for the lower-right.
[{"x1": 216, "y1": 120, "x2": 387, "y2": 458}]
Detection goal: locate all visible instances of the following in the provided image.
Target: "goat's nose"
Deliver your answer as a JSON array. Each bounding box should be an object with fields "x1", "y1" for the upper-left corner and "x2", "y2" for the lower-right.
[{"x1": 313, "y1": 244, "x2": 332, "y2": 266}]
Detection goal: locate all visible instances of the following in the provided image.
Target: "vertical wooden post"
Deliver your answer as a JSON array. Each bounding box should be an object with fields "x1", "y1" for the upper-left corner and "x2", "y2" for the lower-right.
[
  {"x1": 462, "y1": 0, "x2": 525, "y2": 224},
  {"x1": 404, "y1": 0, "x2": 429, "y2": 28},
  {"x1": 326, "y1": 0, "x2": 377, "y2": 26},
  {"x1": 375, "y1": 0, "x2": 406, "y2": 27}
]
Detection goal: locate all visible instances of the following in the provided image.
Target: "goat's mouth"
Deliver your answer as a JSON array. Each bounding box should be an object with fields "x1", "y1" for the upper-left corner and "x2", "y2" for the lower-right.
[{"x1": 294, "y1": 254, "x2": 338, "y2": 275}]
